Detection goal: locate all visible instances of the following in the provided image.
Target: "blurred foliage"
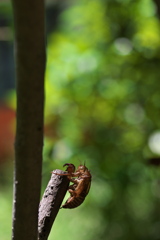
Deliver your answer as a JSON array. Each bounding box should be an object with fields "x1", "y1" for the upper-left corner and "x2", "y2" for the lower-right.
[
  {"x1": 44, "y1": 0, "x2": 160, "y2": 240},
  {"x1": 1, "y1": 0, "x2": 160, "y2": 239}
]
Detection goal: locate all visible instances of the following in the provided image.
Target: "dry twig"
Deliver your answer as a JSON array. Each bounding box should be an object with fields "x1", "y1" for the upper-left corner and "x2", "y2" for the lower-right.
[{"x1": 38, "y1": 169, "x2": 69, "y2": 240}]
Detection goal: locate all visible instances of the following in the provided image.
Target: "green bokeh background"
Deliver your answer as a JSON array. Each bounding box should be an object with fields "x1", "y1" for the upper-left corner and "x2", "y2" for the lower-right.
[{"x1": 1, "y1": 0, "x2": 160, "y2": 239}]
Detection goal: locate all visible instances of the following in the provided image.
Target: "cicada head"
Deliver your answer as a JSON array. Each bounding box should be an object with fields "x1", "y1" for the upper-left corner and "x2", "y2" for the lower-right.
[{"x1": 76, "y1": 164, "x2": 88, "y2": 174}]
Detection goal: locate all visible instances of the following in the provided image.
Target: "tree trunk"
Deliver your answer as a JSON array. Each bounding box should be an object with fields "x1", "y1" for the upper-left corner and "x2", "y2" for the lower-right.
[{"x1": 11, "y1": 0, "x2": 46, "y2": 239}]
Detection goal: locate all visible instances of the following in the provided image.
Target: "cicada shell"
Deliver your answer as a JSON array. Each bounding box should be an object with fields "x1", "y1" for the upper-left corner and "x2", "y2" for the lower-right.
[{"x1": 53, "y1": 163, "x2": 91, "y2": 209}]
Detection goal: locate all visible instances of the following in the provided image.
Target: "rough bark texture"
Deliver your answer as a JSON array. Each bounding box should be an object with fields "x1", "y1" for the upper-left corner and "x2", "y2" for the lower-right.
[
  {"x1": 11, "y1": 0, "x2": 46, "y2": 240},
  {"x1": 38, "y1": 170, "x2": 70, "y2": 240}
]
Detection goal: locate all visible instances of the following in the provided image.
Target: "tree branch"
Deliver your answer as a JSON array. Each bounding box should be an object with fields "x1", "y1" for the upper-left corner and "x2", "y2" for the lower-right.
[
  {"x1": 38, "y1": 170, "x2": 70, "y2": 240},
  {"x1": 11, "y1": 0, "x2": 45, "y2": 239},
  {"x1": 153, "y1": 0, "x2": 160, "y2": 18}
]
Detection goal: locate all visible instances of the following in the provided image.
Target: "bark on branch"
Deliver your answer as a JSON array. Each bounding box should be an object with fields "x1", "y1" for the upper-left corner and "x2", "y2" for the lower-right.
[
  {"x1": 38, "y1": 170, "x2": 69, "y2": 240},
  {"x1": 11, "y1": 0, "x2": 45, "y2": 239}
]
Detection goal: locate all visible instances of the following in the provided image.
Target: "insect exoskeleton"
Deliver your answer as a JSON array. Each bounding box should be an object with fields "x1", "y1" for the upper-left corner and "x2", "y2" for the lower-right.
[{"x1": 53, "y1": 163, "x2": 91, "y2": 209}]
